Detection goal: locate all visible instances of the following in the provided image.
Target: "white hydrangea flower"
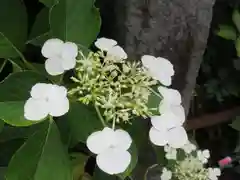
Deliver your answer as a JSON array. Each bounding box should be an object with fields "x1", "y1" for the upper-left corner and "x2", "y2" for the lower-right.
[
  {"x1": 95, "y1": 37, "x2": 127, "y2": 61},
  {"x1": 86, "y1": 127, "x2": 132, "y2": 175},
  {"x1": 94, "y1": 38, "x2": 117, "y2": 51},
  {"x1": 42, "y1": 38, "x2": 78, "y2": 76},
  {"x1": 208, "y1": 168, "x2": 221, "y2": 180},
  {"x1": 164, "y1": 145, "x2": 177, "y2": 160},
  {"x1": 161, "y1": 168, "x2": 172, "y2": 180},
  {"x1": 149, "y1": 126, "x2": 188, "y2": 148},
  {"x1": 151, "y1": 106, "x2": 185, "y2": 131},
  {"x1": 181, "y1": 141, "x2": 197, "y2": 154},
  {"x1": 158, "y1": 86, "x2": 181, "y2": 105},
  {"x1": 24, "y1": 83, "x2": 69, "y2": 120},
  {"x1": 197, "y1": 149, "x2": 210, "y2": 164},
  {"x1": 141, "y1": 55, "x2": 174, "y2": 86}
]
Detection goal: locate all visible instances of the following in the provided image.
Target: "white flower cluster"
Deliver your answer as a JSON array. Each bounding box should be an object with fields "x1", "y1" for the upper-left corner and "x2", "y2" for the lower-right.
[
  {"x1": 24, "y1": 38, "x2": 77, "y2": 121},
  {"x1": 69, "y1": 38, "x2": 157, "y2": 123},
  {"x1": 160, "y1": 143, "x2": 221, "y2": 180},
  {"x1": 22, "y1": 37, "x2": 220, "y2": 179}
]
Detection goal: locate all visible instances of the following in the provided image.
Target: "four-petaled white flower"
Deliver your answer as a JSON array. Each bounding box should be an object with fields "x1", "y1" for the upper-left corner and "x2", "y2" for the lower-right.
[
  {"x1": 197, "y1": 149, "x2": 210, "y2": 164},
  {"x1": 208, "y1": 168, "x2": 221, "y2": 180},
  {"x1": 42, "y1": 38, "x2": 78, "y2": 76},
  {"x1": 141, "y1": 55, "x2": 174, "y2": 86},
  {"x1": 161, "y1": 168, "x2": 172, "y2": 180},
  {"x1": 164, "y1": 145, "x2": 177, "y2": 160},
  {"x1": 181, "y1": 141, "x2": 197, "y2": 154},
  {"x1": 95, "y1": 37, "x2": 127, "y2": 61},
  {"x1": 149, "y1": 126, "x2": 188, "y2": 148},
  {"x1": 87, "y1": 127, "x2": 132, "y2": 175},
  {"x1": 24, "y1": 83, "x2": 69, "y2": 120}
]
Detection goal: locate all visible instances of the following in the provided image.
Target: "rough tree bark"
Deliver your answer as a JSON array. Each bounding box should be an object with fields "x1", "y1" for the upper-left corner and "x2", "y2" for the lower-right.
[
  {"x1": 112, "y1": 0, "x2": 215, "y2": 116},
  {"x1": 98, "y1": 0, "x2": 215, "y2": 179}
]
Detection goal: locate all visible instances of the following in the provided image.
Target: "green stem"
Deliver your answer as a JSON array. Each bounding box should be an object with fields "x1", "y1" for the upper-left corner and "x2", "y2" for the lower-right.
[
  {"x1": 49, "y1": 115, "x2": 54, "y2": 122},
  {"x1": 144, "y1": 164, "x2": 159, "y2": 180},
  {"x1": 12, "y1": 44, "x2": 37, "y2": 72},
  {"x1": 112, "y1": 117, "x2": 116, "y2": 130},
  {"x1": 0, "y1": 59, "x2": 7, "y2": 73},
  {"x1": 94, "y1": 104, "x2": 106, "y2": 127},
  {"x1": 147, "y1": 86, "x2": 163, "y2": 99}
]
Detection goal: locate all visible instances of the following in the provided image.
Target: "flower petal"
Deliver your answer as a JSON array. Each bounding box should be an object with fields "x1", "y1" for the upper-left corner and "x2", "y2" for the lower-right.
[
  {"x1": 149, "y1": 126, "x2": 168, "y2": 146},
  {"x1": 61, "y1": 58, "x2": 76, "y2": 70},
  {"x1": 107, "y1": 45, "x2": 127, "y2": 60},
  {"x1": 87, "y1": 131, "x2": 108, "y2": 154},
  {"x1": 45, "y1": 58, "x2": 65, "y2": 76},
  {"x1": 30, "y1": 83, "x2": 51, "y2": 99},
  {"x1": 47, "y1": 84, "x2": 68, "y2": 100},
  {"x1": 167, "y1": 126, "x2": 188, "y2": 148},
  {"x1": 24, "y1": 98, "x2": 49, "y2": 121},
  {"x1": 96, "y1": 148, "x2": 131, "y2": 175},
  {"x1": 141, "y1": 55, "x2": 156, "y2": 69},
  {"x1": 41, "y1": 38, "x2": 64, "y2": 58},
  {"x1": 61, "y1": 42, "x2": 78, "y2": 59},
  {"x1": 158, "y1": 86, "x2": 181, "y2": 105},
  {"x1": 157, "y1": 73, "x2": 172, "y2": 86},
  {"x1": 156, "y1": 57, "x2": 174, "y2": 76},
  {"x1": 115, "y1": 129, "x2": 132, "y2": 151},
  {"x1": 87, "y1": 127, "x2": 116, "y2": 154},
  {"x1": 48, "y1": 97, "x2": 69, "y2": 117},
  {"x1": 94, "y1": 38, "x2": 117, "y2": 51},
  {"x1": 151, "y1": 113, "x2": 182, "y2": 131}
]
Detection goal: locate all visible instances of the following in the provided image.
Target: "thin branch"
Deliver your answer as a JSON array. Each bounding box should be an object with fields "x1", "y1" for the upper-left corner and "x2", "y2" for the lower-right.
[{"x1": 185, "y1": 106, "x2": 240, "y2": 130}]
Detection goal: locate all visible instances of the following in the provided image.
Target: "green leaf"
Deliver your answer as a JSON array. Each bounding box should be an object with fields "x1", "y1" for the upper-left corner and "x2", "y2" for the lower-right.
[
  {"x1": 0, "y1": 121, "x2": 4, "y2": 133},
  {"x1": 64, "y1": 102, "x2": 102, "y2": 146},
  {"x1": 0, "y1": 167, "x2": 6, "y2": 180},
  {"x1": 28, "y1": 8, "x2": 50, "y2": 46},
  {"x1": 0, "y1": 0, "x2": 27, "y2": 58},
  {"x1": 39, "y1": 0, "x2": 58, "y2": 8},
  {"x1": 0, "y1": 123, "x2": 42, "y2": 143},
  {"x1": 233, "y1": 9, "x2": 240, "y2": 33},
  {"x1": 6, "y1": 120, "x2": 72, "y2": 180},
  {"x1": 236, "y1": 36, "x2": 240, "y2": 57},
  {"x1": 93, "y1": 168, "x2": 118, "y2": 180},
  {"x1": 50, "y1": 0, "x2": 101, "y2": 47},
  {"x1": 229, "y1": 116, "x2": 240, "y2": 131},
  {"x1": 0, "y1": 139, "x2": 25, "y2": 166},
  {"x1": 147, "y1": 86, "x2": 161, "y2": 115},
  {"x1": 71, "y1": 153, "x2": 88, "y2": 180},
  {"x1": 216, "y1": 25, "x2": 237, "y2": 40},
  {"x1": 0, "y1": 71, "x2": 48, "y2": 126},
  {"x1": 27, "y1": 32, "x2": 51, "y2": 46}
]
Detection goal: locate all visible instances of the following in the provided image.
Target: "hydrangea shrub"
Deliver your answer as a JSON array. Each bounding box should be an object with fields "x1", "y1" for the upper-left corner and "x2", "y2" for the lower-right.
[{"x1": 0, "y1": 0, "x2": 221, "y2": 179}]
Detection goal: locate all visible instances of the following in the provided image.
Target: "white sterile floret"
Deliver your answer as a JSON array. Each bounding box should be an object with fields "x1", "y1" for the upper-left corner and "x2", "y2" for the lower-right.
[
  {"x1": 158, "y1": 86, "x2": 181, "y2": 105},
  {"x1": 94, "y1": 37, "x2": 127, "y2": 61},
  {"x1": 141, "y1": 55, "x2": 174, "y2": 86},
  {"x1": 181, "y1": 141, "x2": 197, "y2": 154},
  {"x1": 149, "y1": 126, "x2": 188, "y2": 148},
  {"x1": 208, "y1": 168, "x2": 221, "y2": 180},
  {"x1": 161, "y1": 168, "x2": 172, "y2": 180},
  {"x1": 24, "y1": 83, "x2": 69, "y2": 120},
  {"x1": 86, "y1": 127, "x2": 132, "y2": 175},
  {"x1": 42, "y1": 38, "x2": 78, "y2": 76},
  {"x1": 164, "y1": 145, "x2": 177, "y2": 160},
  {"x1": 151, "y1": 113, "x2": 182, "y2": 132},
  {"x1": 197, "y1": 149, "x2": 210, "y2": 164},
  {"x1": 94, "y1": 38, "x2": 117, "y2": 51}
]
